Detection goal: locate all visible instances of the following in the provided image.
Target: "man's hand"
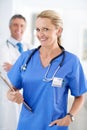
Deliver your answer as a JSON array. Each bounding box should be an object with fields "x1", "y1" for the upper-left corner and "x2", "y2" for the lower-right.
[{"x1": 3, "y1": 62, "x2": 12, "y2": 72}]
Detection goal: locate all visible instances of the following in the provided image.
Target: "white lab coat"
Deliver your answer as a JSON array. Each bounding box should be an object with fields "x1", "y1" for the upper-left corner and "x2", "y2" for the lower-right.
[{"x1": 0, "y1": 38, "x2": 29, "y2": 130}]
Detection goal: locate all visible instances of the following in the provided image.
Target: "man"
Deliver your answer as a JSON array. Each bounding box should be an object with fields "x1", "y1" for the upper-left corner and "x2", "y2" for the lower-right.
[{"x1": 0, "y1": 14, "x2": 29, "y2": 130}]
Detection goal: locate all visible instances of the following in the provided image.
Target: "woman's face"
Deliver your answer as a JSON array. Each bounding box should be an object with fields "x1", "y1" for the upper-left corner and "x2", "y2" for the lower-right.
[{"x1": 35, "y1": 18, "x2": 59, "y2": 47}]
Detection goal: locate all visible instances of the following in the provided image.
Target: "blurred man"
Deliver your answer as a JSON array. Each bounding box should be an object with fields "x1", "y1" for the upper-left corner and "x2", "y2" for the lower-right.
[{"x1": 0, "y1": 14, "x2": 29, "y2": 130}]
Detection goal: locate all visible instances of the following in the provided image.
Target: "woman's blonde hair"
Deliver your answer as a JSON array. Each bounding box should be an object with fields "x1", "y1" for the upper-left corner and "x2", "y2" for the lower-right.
[{"x1": 37, "y1": 10, "x2": 63, "y2": 46}]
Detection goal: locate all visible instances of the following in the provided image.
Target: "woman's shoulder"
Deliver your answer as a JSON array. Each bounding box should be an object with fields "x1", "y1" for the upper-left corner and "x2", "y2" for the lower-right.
[
  {"x1": 20, "y1": 47, "x2": 37, "y2": 59},
  {"x1": 65, "y1": 50, "x2": 79, "y2": 58},
  {"x1": 65, "y1": 50, "x2": 80, "y2": 63}
]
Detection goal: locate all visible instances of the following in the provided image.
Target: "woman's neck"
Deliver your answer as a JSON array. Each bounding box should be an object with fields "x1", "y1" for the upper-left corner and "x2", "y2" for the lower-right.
[
  {"x1": 40, "y1": 44, "x2": 62, "y2": 57},
  {"x1": 39, "y1": 44, "x2": 62, "y2": 67}
]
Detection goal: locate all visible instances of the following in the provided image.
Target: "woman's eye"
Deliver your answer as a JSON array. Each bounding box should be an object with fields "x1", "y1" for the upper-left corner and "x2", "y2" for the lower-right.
[
  {"x1": 36, "y1": 28, "x2": 49, "y2": 32},
  {"x1": 43, "y1": 28, "x2": 49, "y2": 31}
]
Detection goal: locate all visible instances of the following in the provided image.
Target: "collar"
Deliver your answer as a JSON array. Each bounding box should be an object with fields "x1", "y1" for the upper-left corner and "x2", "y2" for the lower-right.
[{"x1": 7, "y1": 37, "x2": 23, "y2": 47}]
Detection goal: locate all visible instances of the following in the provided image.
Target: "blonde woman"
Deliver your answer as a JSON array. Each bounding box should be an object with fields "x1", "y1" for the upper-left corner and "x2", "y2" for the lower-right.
[{"x1": 7, "y1": 10, "x2": 87, "y2": 130}]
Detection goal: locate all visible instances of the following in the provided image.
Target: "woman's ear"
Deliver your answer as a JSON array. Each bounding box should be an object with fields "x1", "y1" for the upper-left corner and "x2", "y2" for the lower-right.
[{"x1": 56, "y1": 27, "x2": 63, "y2": 37}]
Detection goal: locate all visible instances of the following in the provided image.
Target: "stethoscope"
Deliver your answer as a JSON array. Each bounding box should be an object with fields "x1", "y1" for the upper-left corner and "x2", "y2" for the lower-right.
[
  {"x1": 6, "y1": 40, "x2": 16, "y2": 48},
  {"x1": 21, "y1": 46, "x2": 41, "y2": 71},
  {"x1": 21, "y1": 45, "x2": 65, "y2": 82}
]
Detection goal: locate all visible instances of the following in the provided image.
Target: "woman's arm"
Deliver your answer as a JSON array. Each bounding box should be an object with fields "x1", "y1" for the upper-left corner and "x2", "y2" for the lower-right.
[
  {"x1": 69, "y1": 95, "x2": 84, "y2": 116},
  {"x1": 49, "y1": 95, "x2": 85, "y2": 127}
]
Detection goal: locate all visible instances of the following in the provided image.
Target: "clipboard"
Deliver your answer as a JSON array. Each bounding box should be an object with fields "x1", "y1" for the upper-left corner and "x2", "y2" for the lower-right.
[{"x1": 0, "y1": 72, "x2": 32, "y2": 112}]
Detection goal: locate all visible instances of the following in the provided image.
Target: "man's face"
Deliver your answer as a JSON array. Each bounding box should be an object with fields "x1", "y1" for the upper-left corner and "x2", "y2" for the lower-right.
[{"x1": 9, "y1": 18, "x2": 26, "y2": 41}]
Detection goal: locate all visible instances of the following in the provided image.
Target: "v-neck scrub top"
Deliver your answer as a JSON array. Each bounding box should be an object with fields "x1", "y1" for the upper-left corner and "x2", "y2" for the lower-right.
[{"x1": 7, "y1": 49, "x2": 87, "y2": 130}]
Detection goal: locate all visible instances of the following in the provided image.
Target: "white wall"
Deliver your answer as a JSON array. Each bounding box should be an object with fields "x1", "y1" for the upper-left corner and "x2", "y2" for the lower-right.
[{"x1": 0, "y1": 0, "x2": 14, "y2": 42}]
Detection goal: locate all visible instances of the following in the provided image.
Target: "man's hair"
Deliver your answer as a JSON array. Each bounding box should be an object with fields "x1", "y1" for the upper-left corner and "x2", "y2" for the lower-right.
[{"x1": 9, "y1": 14, "x2": 26, "y2": 25}]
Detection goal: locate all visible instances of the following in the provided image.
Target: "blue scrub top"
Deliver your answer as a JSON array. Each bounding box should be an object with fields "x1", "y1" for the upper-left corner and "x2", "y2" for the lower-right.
[{"x1": 7, "y1": 49, "x2": 87, "y2": 130}]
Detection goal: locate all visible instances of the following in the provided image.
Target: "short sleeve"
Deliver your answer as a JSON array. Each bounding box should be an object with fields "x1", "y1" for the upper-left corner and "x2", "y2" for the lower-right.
[
  {"x1": 69, "y1": 58, "x2": 87, "y2": 96},
  {"x1": 7, "y1": 51, "x2": 30, "y2": 89}
]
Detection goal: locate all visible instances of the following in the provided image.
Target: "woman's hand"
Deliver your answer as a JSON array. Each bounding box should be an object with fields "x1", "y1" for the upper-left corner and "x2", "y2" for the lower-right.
[
  {"x1": 7, "y1": 89, "x2": 24, "y2": 104},
  {"x1": 49, "y1": 115, "x2": 71, "y2": 127}
]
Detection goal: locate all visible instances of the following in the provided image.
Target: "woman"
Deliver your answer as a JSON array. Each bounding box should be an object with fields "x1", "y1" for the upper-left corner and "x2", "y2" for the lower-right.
[{"x1": 7, "y1": 10, "x2": 87, "y2": 130}]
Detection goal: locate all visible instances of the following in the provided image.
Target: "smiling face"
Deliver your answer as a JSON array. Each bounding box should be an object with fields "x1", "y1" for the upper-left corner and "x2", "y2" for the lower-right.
[
  {"x1": 9, "y1": 18, "x2": 26, "y2": 41},
  {"x1": 35, "y1": 18, "x2": 59, "y2": 48}
]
